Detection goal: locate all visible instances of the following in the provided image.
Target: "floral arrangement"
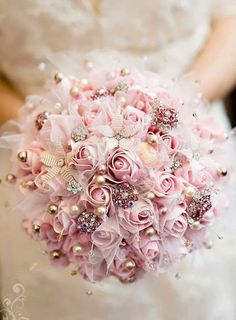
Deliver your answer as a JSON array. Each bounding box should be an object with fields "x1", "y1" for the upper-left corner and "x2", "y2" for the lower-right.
[{"x1": 3, "y1": 61, "x2": 233, "y2": 283}]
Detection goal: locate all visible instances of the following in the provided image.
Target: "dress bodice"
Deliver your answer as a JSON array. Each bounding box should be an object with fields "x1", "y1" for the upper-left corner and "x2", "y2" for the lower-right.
[{"x1": 0, "y1": 0, "x2": 235, "y2": 95}]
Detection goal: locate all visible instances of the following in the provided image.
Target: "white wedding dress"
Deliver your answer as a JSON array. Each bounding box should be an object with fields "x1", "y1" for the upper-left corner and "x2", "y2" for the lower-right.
[{"x1": 0, "y1": 1, "x2": 236, "y2": 319}]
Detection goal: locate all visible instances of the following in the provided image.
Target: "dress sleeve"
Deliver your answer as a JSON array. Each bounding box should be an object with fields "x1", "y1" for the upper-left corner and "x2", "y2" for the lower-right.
[{"x1": 212, "y1": 0, "x2": 236, "y2": 20}]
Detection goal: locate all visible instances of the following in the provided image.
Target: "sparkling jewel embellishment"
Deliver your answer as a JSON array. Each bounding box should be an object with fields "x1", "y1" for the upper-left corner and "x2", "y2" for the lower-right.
[
  {"x1": 66, "y1": 180, "x2": 83, "y2": 195},
  {"x1": 71, "y1": 127, "x2": 87, "y2": 142},
  {"x1": 77, "y1": 212, "x2": 102, "y2": 233},
  {"x1": 151, "y1": 99, "x2": 179, "y2": 132},
  {"x1": 112, "y1": 182, "x2": 139, "y2": 209},
  {"x1": 170, "y1": 158, "x2": 183, "y2": 172},
  {"x1": 35, "y1": 112, "x2": 49, "y2": 130},
  {"x1": 90, "y1": 88, "x2": 109, "y2": 100},
  {"x1": 186, "y1": 189, "x2": 212, "y2": 221}
]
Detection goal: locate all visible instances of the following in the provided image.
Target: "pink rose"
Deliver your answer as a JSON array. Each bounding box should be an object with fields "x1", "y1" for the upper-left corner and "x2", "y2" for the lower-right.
[
  {"x1": 123, "y1": 89, "x2": 152, "y2": 112},
  {"x1": 119, "y1": 200, "x2": 157, "y2": 233},
  {"x1": 86, "y1": 182, "x2": 112, "y2": 207},
  {"x1": 52, "y1": 211, "x2": 77, "y2": 235},
  {"x1": 160, "y1": 206, "x2": 188, "y2": 238},
  {"x1": 122, "y1": 105, "x2": 148, "y2": 136},
  {"x1": 133, "y1": 236, "x2": 161, "y2": 269},
  {"x1": 161, "y1": 133, "x2": 180, "y2": 157},
  {"x1": 107, "y1": 149, "x2": 141, "y2": 181},
  {"x1": 154, "y1": 172, "x2": 182, "y2": 198},
  {"x1": 18, "y1": 142, "x2": 43, "y2": 175},
  {"x1": 110, "y1": 247, "x2": 136, "y2": 283},
  {"x1": 91, "y1": 217, "x2": 122, "y2": 264},
  {"x1": 71, "y1": 141, "x2": 99, "y2": 174}
]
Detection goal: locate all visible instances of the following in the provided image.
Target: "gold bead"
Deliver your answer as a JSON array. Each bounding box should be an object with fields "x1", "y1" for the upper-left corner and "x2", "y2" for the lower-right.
[
  {"x1": 48, "y1": 204, "x2": 58, "y2": 215},
  {"x1": 54, "y1": 72, "x2": 63, "y2": 83},
  {"x1": 71, "y1": 270, "x2": 78, "y2": 276},
  {"x1": 147, "y1": 132, "x2": 157, "y2": 145},
  {"x1": 51, "y1": 250, "x2": 60, "y2": 259},
  {"x1": 184, "y1": 239, "x2": 191, "y2": 247},
  {"x1": 70, "y1": 86, "x2": 80, "y2": 98},
  {"x1": 95, "y1": 206, "x2": 107, "y2": 218},
  {"x1": 17, "y1": 151, "x2": 27, "y2": 162},
  {"x1": 219, "y1": 168, "x2": 227, "y2": 177},
  {"x1": 145, "y1": 226, "x2": 156, "y2": 237},
  {"x1": 145, "y1": 191, "x2": 155, "y2": 200},
  {"x1": 124, "y1": 259, "x2": 136, "y2": 271},
  {"x1": 6, "y1": 173, "x2": 16, "y2": 183},
  {"x1": 73, "y1": 244, "x2": 84, "y2": 255},
  {"x1": 120, "y1": 68, "x2": 130, "y2": 76},
  {"x1": 96, "y1": 175, "x2": 106, "y2": 185},
  {"x1": 185, "y1": 186, "x2": 195, "y2": 198},
  {"x1": 32, "y1": 223, "x2": 40, "y2": 233}
]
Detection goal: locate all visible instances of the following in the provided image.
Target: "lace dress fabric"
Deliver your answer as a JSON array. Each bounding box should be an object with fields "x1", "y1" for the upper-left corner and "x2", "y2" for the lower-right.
[{"x1": 0, "y1": 1, "x2": 236, "y2": 319}]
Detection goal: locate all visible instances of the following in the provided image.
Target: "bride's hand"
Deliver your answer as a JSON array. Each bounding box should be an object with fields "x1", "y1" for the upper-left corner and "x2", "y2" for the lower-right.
[
  {"x1": 189, "y1": 16, "x2": 236, "y2": 101},
  {"x1": 0, "y1": 77, "x2": 23, "y2": 125}
]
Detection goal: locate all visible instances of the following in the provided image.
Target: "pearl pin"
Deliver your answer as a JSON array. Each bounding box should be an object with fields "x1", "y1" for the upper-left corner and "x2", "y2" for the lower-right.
[
  {"x1": 73, "y1": 244, "x2": 84, "y2": 255},
  {"x1": 96, "y1": 175, "x2": 106, "y2": 185},
  {"x1": 17, "y1": 151, "x2": 27, "y2": 162},
  {"x1": 5, "y1": 173, "x2": 16, "y2": 183},
  {"x1": 95, "y1": 206, "x2": 107, "y2": 218},
  {"x1": 145, "y1": 191, "x2": 155, "y2": 200},
  {"x1": 32, "y1": 224, "x2": 40, "y2": 233},
  {"x1": 145, "y1": 226, "x2": 156, "y2": 237},
  {"x1": 48, "y1": 204, "x2": 58, "y2": 215},
  {"x1": 54, "y1": 72, "x2": 63, "y2": 83},
  {"x1": 147, "y1": 132, "x2": 158, "y2": 145},
  {"x1": 185, "y1": 186, "x2": 195, "y2": 198},
  {"x1": 51, "y1": 250, "x2": 60, "y2": 259},
  {"x1": 124, "y1": 259, "x2": 136, "y2": 271},
  {"x1": 70, "y1": 86, "x2": 80, "y2": 98}
]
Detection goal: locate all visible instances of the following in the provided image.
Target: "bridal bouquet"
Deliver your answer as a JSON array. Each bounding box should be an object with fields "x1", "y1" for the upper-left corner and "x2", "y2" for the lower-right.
[{"x1": 3, "y1": 61, "x2": 233, "y2": 283}]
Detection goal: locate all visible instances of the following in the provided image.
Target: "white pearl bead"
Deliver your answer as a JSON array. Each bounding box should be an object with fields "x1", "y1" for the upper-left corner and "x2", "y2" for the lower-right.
[
  {"x1": 185, "y1": 186, "x2": 195, "y2": 198},
  {"x1": 145, "y1": 191, "x2": 155, "y2": 200},
  {"x1": 95, "y1": 206, "x2": 107, "y2": 218},
  {"x1": 147, "y1": 133, "x2": 157, "y2": 145},
  {"x1": 73, "y1": 245, "x2": 83, "y2": 255},
  {"x1": 70, "y1": 86, "x2": 80, "y2": 98},
  {"x1": 190, "y1": 220, "x2": 200, "y2": 230},
  {"x1": 96, "y1": 175, "x2": 106, "y2": 185},
  {"x1": 80, "y1": 78, "x2": 88, "y2": 87},
  {"x1": 71, "y1": 205, "x2": 79, "y2": 215}
]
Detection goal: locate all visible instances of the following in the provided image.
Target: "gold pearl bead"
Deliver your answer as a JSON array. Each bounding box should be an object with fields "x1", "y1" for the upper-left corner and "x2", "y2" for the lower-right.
[
  {"x1": 147, "y1": 132, "x2": 157, "y2": 145},
  {"x1": 95, "y1": 206, "x2": 107, "y2": 218},
  {"x1": 32, "y1": 224, "x2": 40, "y2": 233},
  {"x1": 120, "y1": 68, "x2": 130, "y2": 76},
  {"x1": 48, "y1": 204, "x2": 58, "y2": 215},
  {"x1": 5, "y1": 173, "x2": 16, "y2": 183},
  {"x1": 145, "y1": 191, "x2": 155, "y2": 200},
  {"x1": 145, "y1": 226, "x2": 156, "y2": 237},
  {"x1": 54, "y1": 72, "x2": 63, "y2": 83},
  {"x1": 17, "y1": 151, "x2": 27, "y2": 162},
  {"x1": 124, "y1": 259, "x2": 136, "y2": 271},
  {"x1": 73, "y1": 244, "x2": 84, "y2": 255},
  {"x1": 185, "y1": 186, "x2": 195, "y2": 198},
  {"x1": 96, "y1": 175, "x2": 106, "y2": 185},
  {"x1": 219, "y1": 168, "x2": 227, "y2": 176},
  {"x1": 51, "y1": 250, "x2": 60, "y2": 259},
  {"x1": 70, "y1": 86, "x2": 80, "y2": 98}
]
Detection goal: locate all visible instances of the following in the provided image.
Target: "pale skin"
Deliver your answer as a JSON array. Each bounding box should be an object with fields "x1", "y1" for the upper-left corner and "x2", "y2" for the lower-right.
[{"x1": 0, "y1": 16, "x2": 236, "y2": 125}]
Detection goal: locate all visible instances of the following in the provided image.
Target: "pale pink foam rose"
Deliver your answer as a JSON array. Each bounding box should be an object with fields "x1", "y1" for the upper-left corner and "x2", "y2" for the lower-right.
[
  {"x1": 161, "y1": 133, "x2": 181, "y2": 157},
  {"x1": 122, "y1": 105, "x2": 149, "y2": 136},
  {"x1": 70, "y1": 141, "x2": 99, "y2": 175},
  {"x1": 107, "y1": 149, "x2": 141, "y2": 181},
  {"x1": 123, "y1": 89, "x2": 153, "y2": 112},
  {"x1": 133, "y1": 236, "x2": 161, "y2": 270},
  {"x1": 17, "y1": 142, "x2": 43, "y2": 175},
  {"x1": 91, "y1": 217, "x2": 122, "y2": 266},
  {"x1": 154, "y1": 172, "x2": 182, "y2": 198},
  {"x1": 109, "y1": 247, "x2": 137, "y2": 282},
  {"x1": 86, "y1": 181, "x2": 112, "y2": 207},
  {"x1": 160, "y1": 206, "x2": 188, "y2": 238},
  {"x1": 118, "y1": 200, "x2": 157, "y2": 233},
  {"x1": 52, "y1": 210, "x2": 77, "y2": 235},
  {"x1": 63, "y1": 232, "x2": 91, "y2": 263}
]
